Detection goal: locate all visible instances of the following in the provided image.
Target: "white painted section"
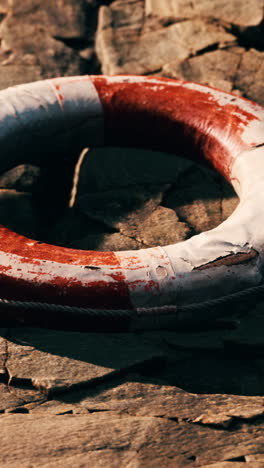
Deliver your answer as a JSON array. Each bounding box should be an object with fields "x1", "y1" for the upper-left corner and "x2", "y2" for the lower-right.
[
  {"x1": 116, "y1": 246, "x2": 177, "y2": 307},
  {"x1": 0, "y1": 76, "x2": 104, "y2": 169},
  {"x1": 117, "y1": 147, "x2": 264, "y2": 308},
  {"x1": 117, "y1": 236, "x2": 261, "y2": 308},
  {"x1": 116, "y1": 148, "x2": 264, "y2": 306},
  {"x1": 231, "y1": 146, "x2": 264, "y2": 200}
]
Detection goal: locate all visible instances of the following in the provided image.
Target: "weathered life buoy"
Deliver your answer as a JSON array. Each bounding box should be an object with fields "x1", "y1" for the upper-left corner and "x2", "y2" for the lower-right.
[{"x1": 0, "y1": 75, "x2": 263, "y2": 329}]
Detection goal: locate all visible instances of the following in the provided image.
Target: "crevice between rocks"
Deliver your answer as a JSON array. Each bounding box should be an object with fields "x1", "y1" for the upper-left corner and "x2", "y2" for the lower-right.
[
  {"x1": 231, "y1": 22, "x2": 264, "y2": 51},
  {"x1": 192, "y1": 412, "x2": 264, "y2": 430},
  {"x1": 226, "y1": 455, "x2": 246, "y2": 462},
  {"x1": 190, "y1": 42, "x2": 217, "y2": 57},
  {"x1": 118, "y1": 229, "x2": 149, "y2": 248},
  {"x1": 143, "y1": 67, "x2": 163, "y2": 75},
  {"x1": 53, "y1": 35, "x2": 92, "y2": 51}
]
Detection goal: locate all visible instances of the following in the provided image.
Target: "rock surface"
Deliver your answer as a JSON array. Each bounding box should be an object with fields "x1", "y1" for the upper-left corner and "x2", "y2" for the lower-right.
[
  {"x1": 0, "y1": 0, "x2": 263, "y2": 466},
  {"x1": 96, "y1": 0, "x2": 264, "y2": 104},
  {"x1": 96, "y1": 3, "x2": 236, "y2": 75},
  {"x1": 3, "y1": 329, "x2": 163, "y2": 395},
  {"x1": 0, "y1": 165, "x2": 42, "y2": 192},
  {"x1": 145, "y1": 0, "x2": 264, "y2": 27},
  {"x1": 0, "y1": 0, "x2": 94, "y2": 82}
]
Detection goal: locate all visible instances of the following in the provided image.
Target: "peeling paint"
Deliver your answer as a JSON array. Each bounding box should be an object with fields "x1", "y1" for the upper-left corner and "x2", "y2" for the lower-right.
[
  {"x1": 91, "y1": 75, "x2": 264, "y2": 181},
  {"x1": 195, "y1": 249, "x2": 258, "y2": 271}
]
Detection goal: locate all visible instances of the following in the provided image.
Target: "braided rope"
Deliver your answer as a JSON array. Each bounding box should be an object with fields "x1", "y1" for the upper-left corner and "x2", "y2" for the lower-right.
[
  {"x1": 178, "y1": 283, "x2": 264, "y2": 313},
  {"x1": 0, "y1": 282, "x2": 262, "y2": 328},
  {"x1": 0, "y1": 298, "x2": 133, "y2": 317}
]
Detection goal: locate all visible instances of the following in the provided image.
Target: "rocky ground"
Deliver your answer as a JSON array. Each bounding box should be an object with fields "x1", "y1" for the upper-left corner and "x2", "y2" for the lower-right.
[{"x1": 0, "y1": 0, "x2": 263, "y2": 466}]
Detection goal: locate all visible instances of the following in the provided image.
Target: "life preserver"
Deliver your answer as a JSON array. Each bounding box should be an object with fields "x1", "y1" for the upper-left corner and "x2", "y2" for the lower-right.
[{"x1": 0, "y1": 75, "x2": 263, "y2": 326}]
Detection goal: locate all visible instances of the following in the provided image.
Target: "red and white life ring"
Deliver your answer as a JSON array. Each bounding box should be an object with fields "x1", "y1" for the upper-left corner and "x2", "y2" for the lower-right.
[{"x1": 0, "y1": 75, "x2": 263, "y2": 326}]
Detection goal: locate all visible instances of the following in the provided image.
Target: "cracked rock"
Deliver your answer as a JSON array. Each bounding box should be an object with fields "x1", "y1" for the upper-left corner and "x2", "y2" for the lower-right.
[
  {"x1": 96, "y1": 1, "x2": 236, "y2": 74},
  {"x1": 0, "y1": 1, "x2": 82, "y2": 77},
  {"x1": 134, "y1": 205, "x2": 191, "y2": 247},
  {"x1": 145, "y1": 0, "x2": 264, "y2": 27},
  {"x1": 5, "y1": 328, "x2": 163, "y2": 395},
  {"x1": 72, "y1": 149, "x2": 196, "y2": 250},
  {"x1": 0, "y1": 412, "x2": 263, "y2": 467},
  {"x1": 164, "y1": 165, "x2": 230, "y2": 234},
  {"x1": 31, "y1": 379, "x2": 264, "y2": 425},
  {"x1": 45, "y1": 0, "x2": 87, "y2": 39},
  {"x1": 0, "y1": 165, "x2": 42, "y2": 193},
  {"x1": 6, "y1": 0, "x2": 87, "y2": 39},
  {"x1": 193, "y1": 406, "x2": 264, "y2": 428},
  {"x1": 0, "y1": 413, "x2": 203, "y2": 466},
  {"x1": 234, "y1": 49, "x2": 264, "y2": 107},
  {"x1": 0, "y1": 383, "x2": 43, "y2": 413},
  {"x1": 162, "y1": 47, "x2": 244, "y2": 94},
  {"x1": 76, "y1": 184, "x2": 168, "y2": 236}
]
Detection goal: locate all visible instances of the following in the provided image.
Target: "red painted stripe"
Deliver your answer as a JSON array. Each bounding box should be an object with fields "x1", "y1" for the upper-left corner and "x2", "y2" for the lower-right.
[
  {"x1": 0, "y1": 271, "x2": 132, "y2": 308},
  {"x1": 0, "y1": 227, "x2": 132, "y2": 308},
  {"x1": 0, "y1": 226, "x2": 117, "y2": 267},
  {"x1": 91, "y1": 76, "x2": 257, "y2": 181}
]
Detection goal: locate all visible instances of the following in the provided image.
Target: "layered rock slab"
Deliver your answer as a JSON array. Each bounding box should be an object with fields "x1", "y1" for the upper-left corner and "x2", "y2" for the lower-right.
[
  {"x1": 145, "y1": 0, "x2": 264, "y2": 27},
  {"x1": 0, "y1": 413, "x2": 264, "y2": 467},
  {"x1": 3, "y1": 328, "x2": 163, "y2": 395},
  {"x1": 0, "y1": 0, "x2": 86, "y2": 78},
  {"x1": 31, "y1": 378, "x2": 264, "y2": 427},
  {"x1": 96, "y1": 0, "x2": 236, "y2": 75},
  {"x1": 96, "y1": 0, "x2": 264, "y2": 106}
]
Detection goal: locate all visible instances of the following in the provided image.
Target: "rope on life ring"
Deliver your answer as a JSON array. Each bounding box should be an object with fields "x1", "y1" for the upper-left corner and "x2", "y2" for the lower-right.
[{"x1": 0, "y1": 75, "x2": 263, "y2": 330}]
